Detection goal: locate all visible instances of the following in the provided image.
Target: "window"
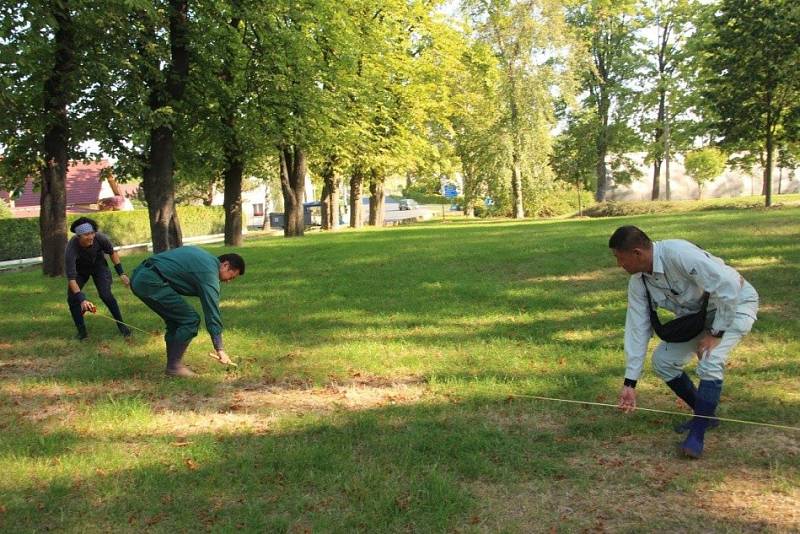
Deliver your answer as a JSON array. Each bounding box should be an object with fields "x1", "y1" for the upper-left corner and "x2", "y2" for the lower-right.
[{"x1": 253, "y1": 203, "x2": 264, "y2": 217}]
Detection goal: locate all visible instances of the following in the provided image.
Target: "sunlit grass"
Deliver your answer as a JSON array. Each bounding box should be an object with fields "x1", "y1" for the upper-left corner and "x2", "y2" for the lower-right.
[{"x1": 1, "y1": 206, "x2": 799, "y2": 532}]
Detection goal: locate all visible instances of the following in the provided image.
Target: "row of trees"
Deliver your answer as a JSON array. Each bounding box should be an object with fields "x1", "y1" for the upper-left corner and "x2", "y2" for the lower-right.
[
  {"x1": 552, "y1": 0, "x2": 800, "y2": 207},
  {"x1": 1, "y1": 0, "x2": 798, "y2": 276}
]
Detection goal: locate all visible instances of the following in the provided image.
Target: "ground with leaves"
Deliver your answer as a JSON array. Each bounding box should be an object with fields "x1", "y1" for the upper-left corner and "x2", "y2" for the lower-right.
[{"x1": 1, "y1": 207, "x2": 799, "y2": 532}]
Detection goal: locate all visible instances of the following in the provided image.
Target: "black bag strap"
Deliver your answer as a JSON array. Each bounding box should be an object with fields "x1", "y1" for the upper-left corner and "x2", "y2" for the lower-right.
[{"x1": 641, "y1": 277, "x2": 709, "y2": 319}]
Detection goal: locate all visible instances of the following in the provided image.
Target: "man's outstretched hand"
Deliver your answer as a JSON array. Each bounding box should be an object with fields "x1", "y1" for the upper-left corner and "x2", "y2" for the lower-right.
[
  {"x1": 618, "y1": 385, "x2": 637, "y2": 413},
  {"x1": 208, "y1": 349, "x2": 237, "y2": 367}
]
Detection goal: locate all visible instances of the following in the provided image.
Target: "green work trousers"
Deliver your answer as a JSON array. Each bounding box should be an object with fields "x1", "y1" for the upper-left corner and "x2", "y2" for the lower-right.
[{"x1": 131, "y1": 264, "x2": 200, "y2": 344}]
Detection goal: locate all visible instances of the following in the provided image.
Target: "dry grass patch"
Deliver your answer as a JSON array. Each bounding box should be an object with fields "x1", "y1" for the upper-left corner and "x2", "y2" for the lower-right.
[{"x1": 525, "y1": 267, "x2": 618, "y2": 284}]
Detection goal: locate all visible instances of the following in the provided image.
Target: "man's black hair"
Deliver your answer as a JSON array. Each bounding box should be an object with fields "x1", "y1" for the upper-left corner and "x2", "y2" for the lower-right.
[
  {"x1": 608, "y1": 226, "x2": 652, "y2": 251},
  {"x1": 219, "y1": 253, "x2": 245, "y2": 275},
  {"x1": 70, "y1": 217, "x2": 99, "y2": 233}
]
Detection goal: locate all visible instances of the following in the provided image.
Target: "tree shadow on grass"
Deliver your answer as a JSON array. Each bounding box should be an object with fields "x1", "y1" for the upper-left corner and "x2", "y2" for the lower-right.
[{"x1": 2, "y1": 391, "x2": 797, "y2": 533}]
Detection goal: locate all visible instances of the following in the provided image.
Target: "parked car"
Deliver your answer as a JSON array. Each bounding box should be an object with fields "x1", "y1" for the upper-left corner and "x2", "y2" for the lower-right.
[{"x1": 398, "y1": 198, "x2": 419, "y2": 211}]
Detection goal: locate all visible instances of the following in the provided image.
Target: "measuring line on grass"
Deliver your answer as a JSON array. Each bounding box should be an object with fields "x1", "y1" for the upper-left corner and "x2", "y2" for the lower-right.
[
  {"x1": 508, "y1": 393, "x2": 800, "y2": 432},
  {"x1": 91, "y1": 311, "x2": 154, "y2": 335}
]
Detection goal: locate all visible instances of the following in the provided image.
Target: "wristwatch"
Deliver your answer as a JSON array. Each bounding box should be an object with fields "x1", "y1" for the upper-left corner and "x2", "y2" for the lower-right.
[{"x1": 709, "y1": 328, "x2": 725, "y2": 338}]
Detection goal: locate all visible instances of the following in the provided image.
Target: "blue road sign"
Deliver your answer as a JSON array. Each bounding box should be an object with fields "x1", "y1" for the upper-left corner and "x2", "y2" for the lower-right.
[
  {"x1": 443, "y1": 184, "x2": 458, "y2": 199},
  {"x1": 484, "y1": 197, "x2": 495, "y2": 206}
]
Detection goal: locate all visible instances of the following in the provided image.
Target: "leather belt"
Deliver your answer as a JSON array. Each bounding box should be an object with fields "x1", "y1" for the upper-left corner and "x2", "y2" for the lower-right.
[{"x1": 142, "y1": 260, "x2": 169, "y2": 284}]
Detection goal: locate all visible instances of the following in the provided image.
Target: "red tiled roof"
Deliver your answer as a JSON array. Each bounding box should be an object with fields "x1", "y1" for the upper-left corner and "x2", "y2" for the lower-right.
[{"x1": 11, "y1": 161, "x2": 111, "y2": 207}]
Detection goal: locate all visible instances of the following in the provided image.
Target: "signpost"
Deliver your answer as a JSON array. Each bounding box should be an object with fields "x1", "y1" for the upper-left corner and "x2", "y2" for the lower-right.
[{"x1": 442, "y1": 184, "x2": 458, "y2": 221}]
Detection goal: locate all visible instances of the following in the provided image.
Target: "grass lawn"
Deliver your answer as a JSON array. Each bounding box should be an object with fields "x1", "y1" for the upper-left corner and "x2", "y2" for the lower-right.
[{"x1": 1, "y1": 207, "x2": 798, "y2": 532}]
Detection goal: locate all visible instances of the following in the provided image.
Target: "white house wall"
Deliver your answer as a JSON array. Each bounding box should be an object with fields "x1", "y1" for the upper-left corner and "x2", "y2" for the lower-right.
[{"x1": 606, "y1": 152, "x2": 800, "y2": 201}]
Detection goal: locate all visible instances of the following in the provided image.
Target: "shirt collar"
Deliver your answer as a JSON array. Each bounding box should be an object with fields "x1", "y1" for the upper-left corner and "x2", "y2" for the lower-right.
[{"x1": 651, "y1": 241, "x2": 664, "y2": 275}]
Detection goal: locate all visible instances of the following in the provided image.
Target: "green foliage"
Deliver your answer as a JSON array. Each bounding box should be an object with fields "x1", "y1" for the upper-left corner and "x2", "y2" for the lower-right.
[
  {"x1": 566, "y1": 0, "x2": 648, "y2": 201},
  {"x1": 697, "y1": 0, "x2": 800, "y2": 205},
  {"x1": 0, "y1": 218, "x2": 40, "y2": 260},
  {"x1": 684, "y1": 147, "x2": 727, "y2": 198},
  {"x1": 551, "y1": 109, "x2": 598, "y2": 192},
  {"x1": 523, "y1": 180, "x2": 594, "y2": 218},
  {"x1": 0, "y1": 207, "x2": 225, "y2": 261},
  {"x1": 1, "y1": 211, "x2": 799, "y2": 531},
  {"x1": 0, "y1": 199, "x2": 12, "y2": 219},
  {"x1": 463, "y1": 0, "x2": 581, "y2": 216},
  {"x1": 584, "y1": 194, "x2": 800, "y2": 218}
]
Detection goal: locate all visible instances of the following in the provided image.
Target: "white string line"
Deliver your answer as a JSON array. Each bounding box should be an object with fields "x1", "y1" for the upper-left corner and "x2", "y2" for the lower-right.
[
  {"x1": 90, "y1": 311, "x2": 153, "y2": 335},
  {"x1": 508, "y1": 393, "x2": 800, "y2": 432}
]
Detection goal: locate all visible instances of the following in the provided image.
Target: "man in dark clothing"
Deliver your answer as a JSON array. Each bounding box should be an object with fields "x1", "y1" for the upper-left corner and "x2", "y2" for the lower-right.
[
  {"x1": 65, "y1": 217, "x2": 131, "y2": 340},
  {"x1": 130, "y1": 246, "x2": 245, "y2": 377}
]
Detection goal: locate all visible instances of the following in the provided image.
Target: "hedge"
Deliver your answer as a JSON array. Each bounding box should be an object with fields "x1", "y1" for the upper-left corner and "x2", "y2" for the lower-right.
[
  {"x1": 583, "y1": 194, "x2": 800, "y2": 218},
  {"x1": 0, "y1": 206, "x2": 226, "y2": 261}
]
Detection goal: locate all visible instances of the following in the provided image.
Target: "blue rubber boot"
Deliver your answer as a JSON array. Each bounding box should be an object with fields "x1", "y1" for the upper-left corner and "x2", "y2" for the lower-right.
[{"x1": 681, "y1": 379, "x2": 722, "y2": 459}]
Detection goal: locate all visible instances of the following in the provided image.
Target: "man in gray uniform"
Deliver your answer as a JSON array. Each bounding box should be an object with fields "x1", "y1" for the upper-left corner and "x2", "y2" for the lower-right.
[{"x1": 609, "y1": 226, "x2": 758, "y2": 458}]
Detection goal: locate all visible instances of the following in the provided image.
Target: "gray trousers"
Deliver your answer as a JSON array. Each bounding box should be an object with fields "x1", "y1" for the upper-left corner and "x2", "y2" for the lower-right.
[{"x1": 652, "y1": 301, "x2": 758, "y2": 382}]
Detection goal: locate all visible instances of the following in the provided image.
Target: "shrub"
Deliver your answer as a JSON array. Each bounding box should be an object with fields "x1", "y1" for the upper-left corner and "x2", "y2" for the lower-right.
[
  {"x1": 0, "y1": 199, "x2": 12, "y2": 219},
  {"x1": 582, "y1": 195, "x2": 800, "y2": 218},
  {"x1": 524, "y1": 181, "x2": 595, "y2": 218},
  {"x1": 0, "y1": 206, "x2": 226, "y2": 261}
]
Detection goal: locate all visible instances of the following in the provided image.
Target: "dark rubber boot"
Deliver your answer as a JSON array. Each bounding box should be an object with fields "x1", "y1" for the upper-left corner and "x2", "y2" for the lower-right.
[
  {"x1": 75, "y1": 325, "x2": 88, "y2": 341},
  {"x1": 666, "y1": 372, "x2": 697, "y2": 409},
  {"x1": 681, "y1": 379, "x2": 722, "y2": 459},
  {"x1": 674, "y1": 417, "x2": 720, "y2": 434},
  {"x1": 165, "y1": 340, "x2": 195, "y2": 377}
]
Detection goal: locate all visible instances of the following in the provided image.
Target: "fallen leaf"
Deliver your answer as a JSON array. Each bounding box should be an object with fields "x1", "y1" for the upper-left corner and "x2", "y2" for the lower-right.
[
  {"x1": 146, "y1": 512, "x2": 164, "y2": 526},
  {"x1": 185, "y1": 458, "x2": 199, "y2": 470}
]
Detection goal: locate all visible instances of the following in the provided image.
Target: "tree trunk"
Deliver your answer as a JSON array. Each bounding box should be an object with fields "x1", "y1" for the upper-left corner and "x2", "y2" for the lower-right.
[
  {"x1": 143, "y1": 0, "x2": 188, "y2": 252},
  {"x1": 39, "y1": 1, "x2": 75, "y2": 276},
  {"x1": 279, "y1": 145, "x2": 306, "y2": 237},
  {"x1": 320, "y1": 156, "x2": 339, "y2": 230},
  {"x1": 664, "y1": 101, "x2": 671, "y2": 201},
  {"x1": 223, "y1": 155, "x2": 243, "y2": 245},
  {"x1": 368, "y1": 170, "x2": 385, "y2": 226},
  {"x1": 651, "y1": 158, "x2": 662, "y2": 201},
  {"x1": 349, "y1": 168, "x2": 364, "y2": 228},
  {"x1": 511, "y1": 151, "x2": 524, "y2": 218},
  {"x1": 651, "y1": 87, "x2": 664, "y2": 200},
  {"x1": 463, "y1": 169, "x2": 476, "y2": 218},
  {"x1": 764, "y1": 115, "x2": 773, "y2": 207},
  {"x1": 595, "y1": 90, "x2": 610, "y2": 202},
  {"x1": 221, "y1": 15, "x2": 244, "y2": 246},
  {"x1": 143, "y1": 129, "x2": 183, "y2": 252}
]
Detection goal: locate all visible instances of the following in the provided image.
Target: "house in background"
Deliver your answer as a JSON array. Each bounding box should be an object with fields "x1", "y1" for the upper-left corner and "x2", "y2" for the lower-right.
[
  {"x1": 209, "y1": 174, "x2": 315, "y2": 228},
  {"x1": 0, "y1": 160, "x2": 138, "y2": 218}
]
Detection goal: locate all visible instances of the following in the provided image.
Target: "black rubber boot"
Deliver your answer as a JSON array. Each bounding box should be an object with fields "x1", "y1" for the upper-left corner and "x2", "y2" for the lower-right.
[
  {"x1": 666, "y1": 372, "x2": 697, "y2": 409},
  {"x1": 165, "y1": 340, "x2": 195, "y2": 377},
  {"x1": 75, "y1": 325, "x2": 88, "y2": 341}
]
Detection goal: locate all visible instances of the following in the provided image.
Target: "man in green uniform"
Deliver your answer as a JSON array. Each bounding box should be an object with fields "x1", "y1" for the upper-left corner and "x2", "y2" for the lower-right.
[{"x1": 130, "y1": 246, "x2": 245, "y2": 377}]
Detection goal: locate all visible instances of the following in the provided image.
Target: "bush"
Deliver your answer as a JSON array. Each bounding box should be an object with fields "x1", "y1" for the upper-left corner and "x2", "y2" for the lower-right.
[
  {"x1": 524, "y1": 181, "x2": 595, "y2": 218},
  {"x1": 401, "y1": 190, "x2": 452, "y2": 205},
  {"x1": 0, "y1": 206, "x2": 226, "y2": 261},
  {"x1": 0, "y1": 199, "x2": 12, "y2": 219},
  {"x1": 582, "y1": 194, "x2": 800, "y2": 218}
]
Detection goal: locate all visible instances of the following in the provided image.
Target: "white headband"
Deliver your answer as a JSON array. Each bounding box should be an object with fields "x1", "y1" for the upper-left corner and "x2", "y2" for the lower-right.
[{"x1": 73, "y1": 222, "x2": 94, "y2": 235}]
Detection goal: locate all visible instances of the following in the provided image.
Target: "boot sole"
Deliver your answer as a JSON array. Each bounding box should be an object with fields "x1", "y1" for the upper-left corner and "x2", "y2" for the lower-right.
[
  {"x1": 681, "y1": 446, "x2": 703, "y2": 459},
  {"x1": 674, "y1": 419, "x2": 720, "y2": 434},
  {"x1": 165, "y1": 370, "x2": 197, "y2": 378}
]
